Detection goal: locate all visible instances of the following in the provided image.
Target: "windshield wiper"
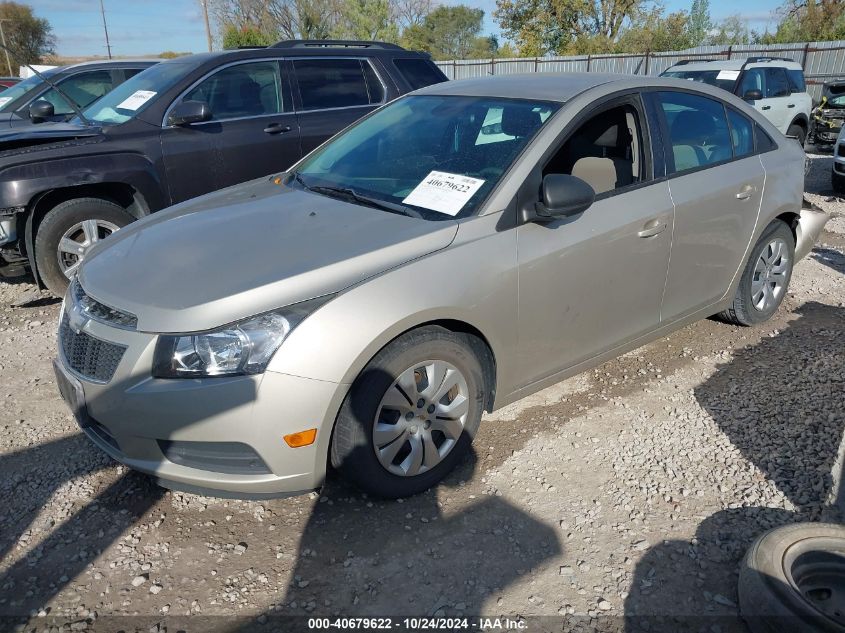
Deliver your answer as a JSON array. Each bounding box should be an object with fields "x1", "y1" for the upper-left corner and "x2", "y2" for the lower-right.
[{"x1": 298, "y1": 178, "x2": 422, "y2": 219}]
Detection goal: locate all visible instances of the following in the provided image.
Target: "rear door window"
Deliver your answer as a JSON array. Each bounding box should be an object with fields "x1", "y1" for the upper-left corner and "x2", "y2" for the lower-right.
[
  {"x1": 765, "y1": 68, "x2": 791, "y2": 98},
  {"x1": 183, "y1": 61, "x2": 284, "y2": 121},
  {"x1": 293, "y1": 59, "x2": 384, "y2": 111},
  {"x1": 658, "y1": 91, "x2": 733, "y2": 174},
  {"x1": 393, "y1": 58, "x2": 447, "y2": 90},
  {"x1": 727, "y1": 109, "x2": 754, "y2": 157}
]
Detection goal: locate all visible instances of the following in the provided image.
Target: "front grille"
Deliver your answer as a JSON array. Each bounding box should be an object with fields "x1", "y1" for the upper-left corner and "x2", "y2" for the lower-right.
[
  {"x1": 70, "y1": 278, "x2": 137, "y2": 330},
  {"x1": 59, "y1": 314, "x2": 126, "y2": 382}
]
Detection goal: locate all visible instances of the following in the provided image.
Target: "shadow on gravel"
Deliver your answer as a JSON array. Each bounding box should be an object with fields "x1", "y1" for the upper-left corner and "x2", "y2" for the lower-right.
[
  {"x1": 624, "y1": 301, "x2": 845, "y2": 632},
  {"x1": 0, "y1": 434, "x2": 163, "y2": 617},
  {"x1": 813, "y1": 247, "x2": 845, "y2": 276}
]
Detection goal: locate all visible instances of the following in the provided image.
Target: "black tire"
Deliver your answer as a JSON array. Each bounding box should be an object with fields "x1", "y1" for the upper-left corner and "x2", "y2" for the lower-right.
[
  {"x1": 788, "y1": 123, "x2": 807, "y2": 149},
  {"x1": 718, "y1": 220, "x2": 795, "y2": 326},
  {"x1": 833, "y1": 171, "x2": 845, "y2": 195},
  {"x1": 739, "y1": 522, "x2": 845, "y2": 633},
  {"x1": 330, "y1": 326, "x2": 486, "y2": 499},
  {"x1": 34, "y1": 198, "x2": 135, "y2": 296}
]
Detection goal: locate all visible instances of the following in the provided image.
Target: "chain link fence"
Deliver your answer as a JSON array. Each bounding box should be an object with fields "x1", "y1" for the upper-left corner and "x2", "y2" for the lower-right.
[{"x1": 435, "y1": 41, "x2": 845, "y2": 101}]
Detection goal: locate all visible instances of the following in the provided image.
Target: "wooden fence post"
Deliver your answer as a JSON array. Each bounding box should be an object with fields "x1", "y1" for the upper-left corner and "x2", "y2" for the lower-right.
[
  {"x1": 644, "y1": 51, "x2": 650, "y2": 75},
  {"x1": 586, "y1": 54, "x2": 592, "y2": 72},
  {"x1": 802, "y1": 42, "x2": 810, "y2": 69}
]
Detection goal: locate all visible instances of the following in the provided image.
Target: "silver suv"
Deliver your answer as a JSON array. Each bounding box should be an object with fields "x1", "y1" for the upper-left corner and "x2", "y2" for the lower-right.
[
  {"x1": 54, "y1": 73, "x2": 828, "y2": 499},
  {"x1": 661, "y1": 57, "x2": 812, "y2": 145}
]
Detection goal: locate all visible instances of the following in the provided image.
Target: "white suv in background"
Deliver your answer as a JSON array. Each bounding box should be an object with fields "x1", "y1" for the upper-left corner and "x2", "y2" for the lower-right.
[{"x1": 662, "y1": 57, "x2": 812, "y2": 145}]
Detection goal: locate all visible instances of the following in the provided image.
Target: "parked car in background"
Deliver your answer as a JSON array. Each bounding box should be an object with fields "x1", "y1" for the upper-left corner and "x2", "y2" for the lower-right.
[
  {"x1": 0, "y1": 76, "x2": 21, "y2": 91},
  {"x1": 55, "y1": 73, "x2": 827, "y2": 500},
  {"x1": 810, "y1": 79, "x2": 845, "y2": 150},
  {"x1": 661, "y1": 57, "x2": 812, "y2": 145},
  {"x1": 0, "y1": 40, "x2": 447, "y2": 295},
  {"x1": 0, "y1": 60, "x2": 158, "y2": 128},
  {"x1": 832, "y1": 126, "x2": 845, "y2": 192}
]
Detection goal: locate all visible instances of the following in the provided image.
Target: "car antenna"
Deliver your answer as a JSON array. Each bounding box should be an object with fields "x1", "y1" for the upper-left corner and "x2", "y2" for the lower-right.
[{"x1": 0, "y1": 42, "x2": 92, "y2": 126}]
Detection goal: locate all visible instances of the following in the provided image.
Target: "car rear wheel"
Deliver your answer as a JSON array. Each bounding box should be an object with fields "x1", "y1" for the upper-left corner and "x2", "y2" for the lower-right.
[
  {"x1": 739, "y1": 522, "x2": 845, "y2": 633},
  {"x1": 35, "y1": 198, "x2": 135, "y2": 296},
  {"x1": 718, "y1": 219, "x2": 794, "y2": 326},
  {"x1": 330, "y1": 326, "x2": 486, "y2": 498},
  {"x1": 788, "y1": 124, "x2": 807, "y2": 149}
]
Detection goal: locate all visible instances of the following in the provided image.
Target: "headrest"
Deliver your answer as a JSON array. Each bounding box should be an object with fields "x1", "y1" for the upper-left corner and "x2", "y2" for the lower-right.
[
  {"x1": 594, "y1": 124, "x2": 619, "y2": 148},
  {"x1": 501, "y1": 108, "x2": 542, "y2": 138},
  {"x1": 571, "y1": 156, "x2": 618, "y2": 195}
]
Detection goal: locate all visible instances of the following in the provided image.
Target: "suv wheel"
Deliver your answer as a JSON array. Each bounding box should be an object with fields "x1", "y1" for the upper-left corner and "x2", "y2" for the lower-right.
[
  {"x1": 787, "y1": 123, "x2": 807, "y2": 149},
  {"x1": 718, "y1": 219, "x2": 795, "y2": 326},
  {"x1": 330, "y1": 326, "x2": 486, "y2": 498},
  {"x1": 35, "y1": 198, "x2": 135, "y2": 296}
]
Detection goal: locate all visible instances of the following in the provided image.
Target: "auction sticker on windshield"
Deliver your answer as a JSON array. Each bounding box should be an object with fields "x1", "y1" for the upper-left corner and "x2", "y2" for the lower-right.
[
  {"x1": 116, "y1": 90, "x2": 156, "y2": 111},
  {"x1": 403, "y1": 171, "x2": 485, "y2": 216},
  {"x1": 717, "y1": 70, "x2": 741, "y2": 81}
]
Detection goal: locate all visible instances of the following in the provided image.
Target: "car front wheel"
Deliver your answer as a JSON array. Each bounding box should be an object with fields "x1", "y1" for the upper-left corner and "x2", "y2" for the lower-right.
[
  {"x1": 34, "y1": 197, "x2": 135, "y2": 296},
  {"x1": 718, "y1": 219, "x2": 795, "y2": 326},
  {"x1": 330, "y1": 326, "x2": 486, "y2": 498},
  {"x1": 787, "y1": 123, "x2": 807, "y2": 149}
]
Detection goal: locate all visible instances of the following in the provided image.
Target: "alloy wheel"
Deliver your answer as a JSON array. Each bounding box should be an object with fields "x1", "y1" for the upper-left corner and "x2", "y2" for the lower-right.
[{"x1": 57, "y1": 219, "x2": 121, "y2": 279}]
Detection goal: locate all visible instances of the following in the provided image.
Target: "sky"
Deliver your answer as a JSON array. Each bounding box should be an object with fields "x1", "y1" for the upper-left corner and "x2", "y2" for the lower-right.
[{"x1": 31, "y1": 0, "x2": 785, "y2": 58}]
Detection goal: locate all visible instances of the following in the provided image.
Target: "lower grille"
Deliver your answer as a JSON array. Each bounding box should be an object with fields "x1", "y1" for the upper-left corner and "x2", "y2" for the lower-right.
[
  {"x1": 158, "y1": 440, "x2": 272, "y2": 475},
  {"x1": 59, "y1": 314, "x2": 126, "y2": 382},
  {"x1": 87, "y1": 421, "x2": 120, "y2": 451}
]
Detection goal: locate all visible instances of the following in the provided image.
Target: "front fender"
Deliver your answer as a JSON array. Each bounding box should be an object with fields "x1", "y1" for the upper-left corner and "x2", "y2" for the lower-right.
[{"x1": 266, "y1": 212, "x2": 520, "y2": 409}]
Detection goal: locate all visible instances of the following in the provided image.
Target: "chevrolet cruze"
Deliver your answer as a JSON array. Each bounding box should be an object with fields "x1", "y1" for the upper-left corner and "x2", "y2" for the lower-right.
[{"x1": 54, "y1": 73, "x2": 829, "y2": 499}]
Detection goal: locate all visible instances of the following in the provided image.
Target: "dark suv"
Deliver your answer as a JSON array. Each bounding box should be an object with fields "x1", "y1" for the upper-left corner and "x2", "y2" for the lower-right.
[
  {"x1": 0, "y1": 60, "x2": 158, "y2": 128},
  {"x1": 0, "y1": 40, "x2": 447, "y2": 295}
]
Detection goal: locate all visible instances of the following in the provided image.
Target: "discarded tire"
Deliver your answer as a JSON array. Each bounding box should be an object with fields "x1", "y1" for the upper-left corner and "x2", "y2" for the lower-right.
[{"x1": 739, "y1": 522, "x2": 845, "y2": 633}]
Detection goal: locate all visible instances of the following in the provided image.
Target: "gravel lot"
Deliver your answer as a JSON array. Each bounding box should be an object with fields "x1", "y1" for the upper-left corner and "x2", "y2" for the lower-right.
[{"x1": 0, "y1": 154, "x2": 843, "y2": 632}]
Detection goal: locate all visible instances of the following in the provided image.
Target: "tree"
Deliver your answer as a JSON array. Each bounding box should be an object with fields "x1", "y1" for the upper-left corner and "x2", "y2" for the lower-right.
[
  {"x1": 687, "y1": 0, "x2": 713, "y2": 46},
  {"x1": 0, "y1": 2, "x2": 54, "y2": 75},
  {"x1": 615, "y1": 6, "x2": 691, "y2": 53},
  {"x1": 400, "y1": 5, "x2": 489, "y2": 59},
  {"x1": 494, "y1": 0, "x2": 643, "y2": 56},
  {"x1": 392, "y1": 0, "x2": 434, "y2": 28},
  {"x1": 221, "y1": 24, "x2": 274, "y2": 48},
  {"x1": 709, "y1": 14, "x2": 752, "y2": 45},
  {"x1": 332, "y1": 0, "x2": 399, "y2": 41},
  {"x1": 766, "y1": 0, "x2": 845, "y2": 42}
]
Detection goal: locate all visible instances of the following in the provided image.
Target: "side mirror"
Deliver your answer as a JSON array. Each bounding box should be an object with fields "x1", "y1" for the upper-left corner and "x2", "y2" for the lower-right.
[
  {"x1": 743, "y1": 89, "x2": 763, "y2": 102},
  {"x1": 532, "y1": 174, "x2": 595, "y2": 221},
  {"x1": 29, "y1": 100, "x2": 55, "y2": 122},
  {"x1": 167, "y1": 100, "x2": 211, "y2": 126}
]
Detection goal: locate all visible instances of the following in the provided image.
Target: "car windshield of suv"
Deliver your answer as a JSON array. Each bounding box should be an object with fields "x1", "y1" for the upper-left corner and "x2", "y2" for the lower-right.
[
  {"x1": 0, "y1": 73, "x2": 52, "y2": 111},
  {"x1": 662, "y1": 70, "x2": 738, "y2": 92},
  {"x1": 77, "y1": 62, "x2": 190, "y2": 125},
  {"x1": 295, "y1": 95, "x2": 559, "y2": 220}
]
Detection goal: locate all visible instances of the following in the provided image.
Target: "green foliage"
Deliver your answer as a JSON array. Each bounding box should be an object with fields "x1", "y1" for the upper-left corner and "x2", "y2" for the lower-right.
[
  {"x1": 709, "y1": 14, "x2": 752, "y2": 45},
  {"x1": 766, "y1": 0, "x2": 845, "y2": 42},
  {"x1": 221, "y1": 24, "x2": 274, "y2": 49},
  {"x1": 615, "y1": 6, "x2": 691, "y2": 53},
  {"x1": 159, "y1": 51, "x2": 190, "y2": 59},
  {"x1": 0, "y1": 1, "x2": 54, "y2": 73},
  {"x1": 331, "y1": 0, "x2": 399, "y2": 41},
  {"x1": 400, "y1": 6, "x2": 492, "y2": 59},
  {"x1": 687, "y1": 0, "x2": 713, "y2": 46}
]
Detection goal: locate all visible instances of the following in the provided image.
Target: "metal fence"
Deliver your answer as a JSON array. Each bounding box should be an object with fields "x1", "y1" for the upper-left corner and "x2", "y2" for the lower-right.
[{"x1": 435, "y1": 40, "x2": 845, "y2": 101}]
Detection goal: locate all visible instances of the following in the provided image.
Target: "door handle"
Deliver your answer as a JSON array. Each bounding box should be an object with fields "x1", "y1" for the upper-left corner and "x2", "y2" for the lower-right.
[
  {"x1": 736, "y1": 185, "x2": 755, "y2": 200},
  {"x1": 264, "y1": 123, "x2": 292, "y2": 135},
  {"x1": 637, "y1": 219, "x2": 667, "y2": 238},
  {"x1": 761, "y1": 105, "x2": 771, "y2": 110},
  {"x1": 788, "y1": 103, "x2": 796, "y2": 108}
]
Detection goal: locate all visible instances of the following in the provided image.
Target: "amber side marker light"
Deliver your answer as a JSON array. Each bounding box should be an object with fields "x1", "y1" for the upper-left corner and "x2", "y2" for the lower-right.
[{"x1": 284, "y1": 428, "x2": 317, "y2": 448}]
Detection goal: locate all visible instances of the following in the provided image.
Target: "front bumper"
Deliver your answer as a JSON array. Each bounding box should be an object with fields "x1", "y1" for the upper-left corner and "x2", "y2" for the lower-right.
[
  {"x1": 795, "y1": 202, "x2": 832, "y2": 261},
  {"x1": 55, "y1": 309, "x2": 349, "y2": 498}
]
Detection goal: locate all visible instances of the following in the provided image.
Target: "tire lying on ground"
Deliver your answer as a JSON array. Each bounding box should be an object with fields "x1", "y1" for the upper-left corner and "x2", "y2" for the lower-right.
[{"x1": 739, "y1": 522, "x2": 845, "y2": 633}]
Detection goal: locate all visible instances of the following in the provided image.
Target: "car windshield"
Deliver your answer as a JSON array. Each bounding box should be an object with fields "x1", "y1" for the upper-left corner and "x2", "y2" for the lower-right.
[
  {"x1": 295, "y1": 95, "x2": 559, "y2": 220},
  {"x1": 0, "y1": 73, "x2": 48, "y2": 111},
  {"x1": 76, "y1": 62, "x2": 190, "y2": 125},
  {"x1": 663, "y1": 70, "x2": 738, "y2": 92}
]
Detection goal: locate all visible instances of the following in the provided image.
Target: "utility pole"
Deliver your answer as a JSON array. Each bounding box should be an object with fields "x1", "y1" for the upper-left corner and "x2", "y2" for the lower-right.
[
  {"x1": 99, "y1": 0, "x2": 112, "y2": 59},
  {"x1": 200, "y1": 0, "x2": 213, "y2": 52},
  {"x1": 0, "y1": 20, "x2": 12, "y2": 76}
]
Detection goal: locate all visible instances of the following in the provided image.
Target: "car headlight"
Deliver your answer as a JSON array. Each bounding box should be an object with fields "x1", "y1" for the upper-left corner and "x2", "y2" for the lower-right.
[{"x1": 152, "y1": 296, "x2": 332, "y2": 378}]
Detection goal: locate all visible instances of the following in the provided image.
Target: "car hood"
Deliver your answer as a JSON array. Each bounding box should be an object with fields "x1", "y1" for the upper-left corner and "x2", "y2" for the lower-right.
[
  {"x1": 0, "y1": 121, "x2": 102, "y2": 150},
  {"x1": 80, "y1": 178, "x2": 459, "y2": 333}
]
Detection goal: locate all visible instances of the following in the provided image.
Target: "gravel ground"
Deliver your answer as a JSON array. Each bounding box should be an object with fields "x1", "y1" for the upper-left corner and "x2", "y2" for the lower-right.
[{"x1": 0, "y1": 154, "x2": 843, "y2": 632}]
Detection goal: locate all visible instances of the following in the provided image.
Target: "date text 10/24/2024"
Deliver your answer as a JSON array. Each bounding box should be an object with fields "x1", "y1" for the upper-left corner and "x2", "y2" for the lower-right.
[{"x1": 307, "y1": 617, "x2": 528, "y2": 630}]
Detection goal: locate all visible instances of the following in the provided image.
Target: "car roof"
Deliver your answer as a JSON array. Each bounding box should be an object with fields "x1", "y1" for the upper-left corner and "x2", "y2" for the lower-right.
[
  {"x1": 414, "y1": 73, "x2": 627, "y2": 102},
  {"x1": 58, "y1": 59, "x2": 160, "y2": 70},
  {"x1": 666, "y1": 58, "x2": 803, "y2": 72}
]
